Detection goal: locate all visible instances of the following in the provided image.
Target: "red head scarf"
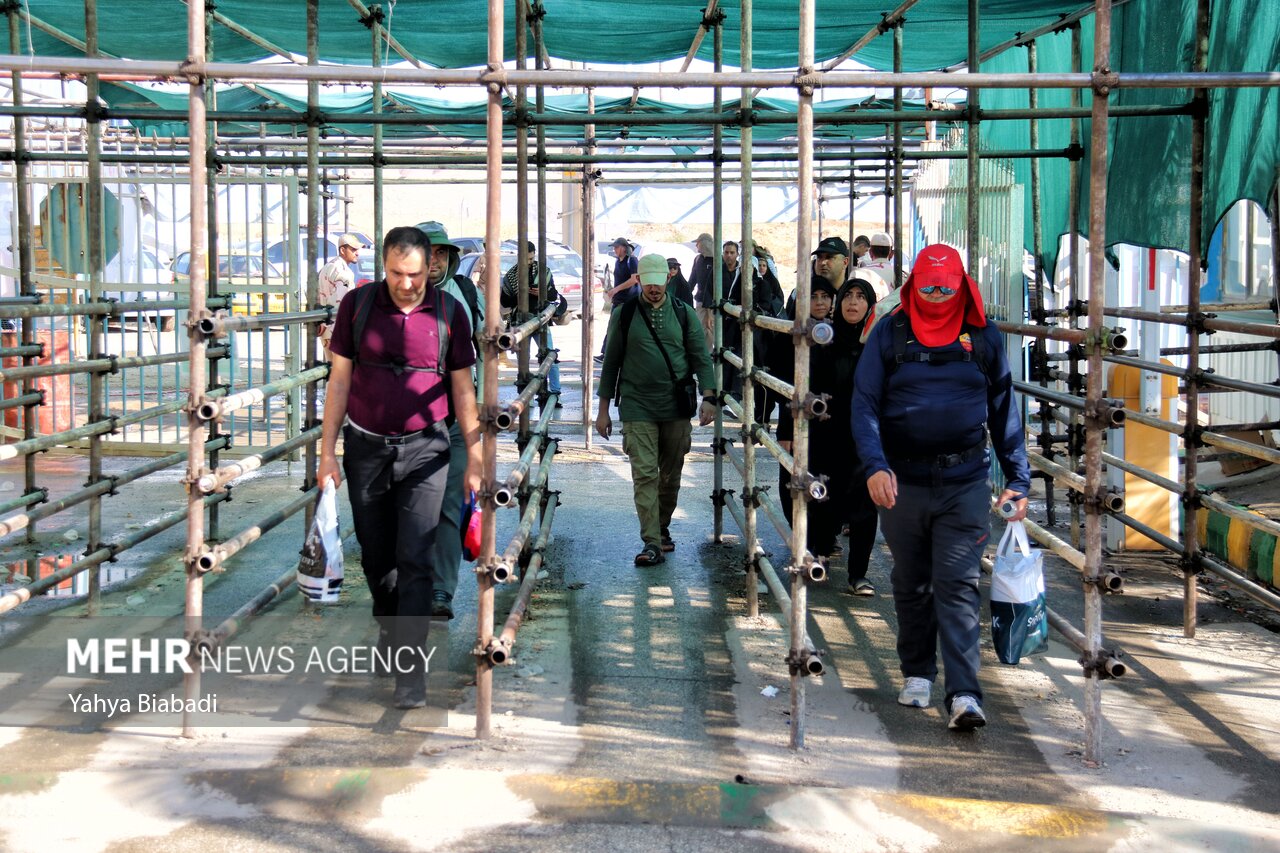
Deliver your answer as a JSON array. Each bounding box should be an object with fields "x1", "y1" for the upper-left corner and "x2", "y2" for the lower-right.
[{"x1": 899, "y1": 243, "x2": 986, "y2": 347}]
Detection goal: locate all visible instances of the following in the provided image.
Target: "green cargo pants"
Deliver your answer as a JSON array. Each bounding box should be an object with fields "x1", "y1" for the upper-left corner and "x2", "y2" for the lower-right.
[{"x1": 622, "y1": 419, "x2": 694, "y2": 547}]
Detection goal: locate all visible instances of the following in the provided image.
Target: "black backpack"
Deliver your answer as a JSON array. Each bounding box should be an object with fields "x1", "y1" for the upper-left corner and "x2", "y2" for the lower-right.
[
  {"x1": 885, "y1": 309, "x2": 994, "y2": 385},
  {"x1": 608, "y1": 294, "x2": 694, "y2": 405},
  {"x1": 348, "y1": 282, "x2": 455, "y2": 376}
]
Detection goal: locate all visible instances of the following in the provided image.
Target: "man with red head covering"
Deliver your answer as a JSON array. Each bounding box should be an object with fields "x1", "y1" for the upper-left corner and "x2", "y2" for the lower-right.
[{"x1": 851, "y1": 243, "x2": 1030, "y2": 733}]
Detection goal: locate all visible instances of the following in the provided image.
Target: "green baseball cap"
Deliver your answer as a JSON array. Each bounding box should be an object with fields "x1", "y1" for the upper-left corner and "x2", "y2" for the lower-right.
[
  {"x1": 415, "y1": 220, "x2": 460, "y2": 252},
  {"x1": 638, "y1": 253, "x2": 670, "y2": 286}
]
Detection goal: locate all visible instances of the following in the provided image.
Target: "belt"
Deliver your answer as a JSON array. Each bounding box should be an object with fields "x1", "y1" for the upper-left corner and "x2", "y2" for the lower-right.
[
  {"x1": 346, "y1": 419, "x2": 434, "y2": 447},
  {"x1": 889, "y1": 439, "x2": 987, "y2": 469}
]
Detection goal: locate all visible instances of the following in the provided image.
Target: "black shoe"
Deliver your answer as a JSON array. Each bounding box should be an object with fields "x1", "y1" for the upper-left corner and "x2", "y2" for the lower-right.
[
  {"x1": 393, "y1": 682, "x2": 427, "y2": 709},
  {"x1": 634, "y1": 543, "x2": 665, "y2": 567},
  {"x1": 431, "y1": 590, "x2": 454, "y2": 621},
  {"x1": 593, "y1": 354, "x2": 605, "y2": 363},
  {"x1": 660, "y1": 530, "x2": 675, "y2": 552}
]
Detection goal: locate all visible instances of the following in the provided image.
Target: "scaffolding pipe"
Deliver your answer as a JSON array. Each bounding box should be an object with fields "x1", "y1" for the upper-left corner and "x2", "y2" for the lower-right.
[
  {"x1": 198, "y1": 309, "x2": 330, "y2": 336},
  {"x1": 721, "y1": 496, "x2": 824, "y2": 675},
  {"x1": 496, "y1": 445, "x2": 558, "y2": 582},
  {"x1": 497, "y1": 416, "x2": 555, "y2": 503},
  {"x1": 0, "y1": 346, "x2": 227, "y2": 383},
  {"x1": 181, "y1": 0, "x2": 211, "y2": 740},
  {"x1": 0, "y1": 391, "x2": 42, "y2": 411},
  {"x1": 209, "y1": 565, "x2": 297, "y2": 647},
  {"x1": 496, "y1": 302, "x2": 557, "y2": 351},
  {"x1": 196, "y1": 427, "x2": 321, "y2": 494},
  {"x1": 496, "y1": 355, "x2": 556, "y2": 430},
  {"x1": 195, "y1": 488, "x2": 316, "y2": 574},
  {"x1": 7, "y1": 53, "x2": 1280, "y2": 90},
  {"x1": 8, "y1": 3, "x2": 36, "y2": 545},
  {"x1": 1197, "y1": 552, "x2": 1280, "y2": 612},
  {"x1": 476, "y1": 0, "x2": 504, "y2": 743},
  {"x1": 0, "y1": 494, "x2": 226, "y2": 617},
  {"x1": 1105, "y1": 306, "x2": 1280, "y2": 340},
  {"x1": 994, "y1": 319, "x2": 1128, "y2": 350},
  {"x1": 1, "y1": 439, "x2": 227, "y2": 538},
  {"x1": 723, "y1": 443, "x2": 822, "y2": 573},
  {"x1": 488, "y1": 494, "x2": 559, "y2": 665},
  {"x1": 1079, "y1": 0, "x2": 1115, "y2": 765},
  {"x1": 0, "y1": 398, "x2": 187, "y2": 461},
  {"x1": 196, "y1": 366, "x2": 328, "y2": 421},
  {"x1": 0, "y1": 489, "x2": 47, "y2": 517},
  {"x1": 580, "y1": 91, "x2": 595, "y2": 450},
  {"x1": 1067, "y1": 22, "x2": 1084, "y2": 552},
  {"x1": 739, "y1": 0, "x2": 760, "y2": 623},
  {"x1": 711, "y1": 13, "x2": 725, "y2": 542},
  {"x1": 1014, "y1": 381, "x2": 1127, "y2": 426},
  {"x1": 1102, "y1": 450, "x2": 1184, "y2": 495},
  {"x1": 1045, "y1": 607, "x2": 1127, "y2": 678}
]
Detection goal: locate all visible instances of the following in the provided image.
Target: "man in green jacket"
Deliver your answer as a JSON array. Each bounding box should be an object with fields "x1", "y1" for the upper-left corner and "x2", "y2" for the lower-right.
[{"x1": 596, "y1": 254, "x2": 717, "y2": 566}]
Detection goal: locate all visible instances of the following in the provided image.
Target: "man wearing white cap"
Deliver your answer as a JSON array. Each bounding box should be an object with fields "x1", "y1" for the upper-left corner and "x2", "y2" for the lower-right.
[
  {"x1": 317, "y1": 233, "x2": 363, "y2": 354},
  {"x1": 859, "y1": 231, "x2": 898, "y2": 290}
]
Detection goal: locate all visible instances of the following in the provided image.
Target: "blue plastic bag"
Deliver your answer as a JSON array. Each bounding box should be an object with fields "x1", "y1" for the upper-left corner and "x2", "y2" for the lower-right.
[{"x1": 990, "y1": 521, "x2": 1048, "y2": 665}]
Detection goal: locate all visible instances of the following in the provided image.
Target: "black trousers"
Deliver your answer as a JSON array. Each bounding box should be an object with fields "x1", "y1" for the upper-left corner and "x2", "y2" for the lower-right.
[
  {"x1": 343, "y1": 421, "x2": 451, "y2": 679},
  {"x1": 846, "y1": 465, "x2": 879, "y2": 583}
]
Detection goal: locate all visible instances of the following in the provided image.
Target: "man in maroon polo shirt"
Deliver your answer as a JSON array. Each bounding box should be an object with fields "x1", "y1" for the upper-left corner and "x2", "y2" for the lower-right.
[{"x1": 318, "y1": 226, "x2": 482, "y2": 709}]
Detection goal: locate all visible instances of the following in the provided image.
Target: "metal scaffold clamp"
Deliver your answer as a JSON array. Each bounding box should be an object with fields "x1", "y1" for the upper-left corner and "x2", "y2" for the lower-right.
[
  {"x1": 1079, "y1": 647, "x2": 1127, "y2": 680},
  {"x1": 711, "y1": 488, "x2": 731, "y2": 508},
  {"x1": 789, "y1": 469, "x2": 828, "y2": 502},
  {"x1": 742, "y1": 486, "x2": 768, "y2": 508},
  {"x1": 357, "y1": 4, "x2": 385, "y2": 29},
  {"x1": 785, "y1": 646, "x2": 825, "y2": 677},
  {"x1": 792, "y1": 392, "x2": 830, "y2": 421}
]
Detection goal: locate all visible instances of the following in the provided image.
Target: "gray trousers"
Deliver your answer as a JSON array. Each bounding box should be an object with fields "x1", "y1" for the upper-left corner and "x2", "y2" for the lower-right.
[
  {"x1": 877, "y1": 477, "x2": 991, "y2": 708},
  {"x1": 432, "y1": 420, "x2": 467, "y2": 599}
]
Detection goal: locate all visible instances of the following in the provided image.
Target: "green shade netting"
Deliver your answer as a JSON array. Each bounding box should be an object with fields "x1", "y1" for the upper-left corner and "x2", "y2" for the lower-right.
[
  {"x1": 980, "y1": 0, "x2": 1279, "y2": 272},
  {"x1": 19, "y1": 0, "x2": 1111, "y2": 70},
  {"x1": 100, "y1": 82, "x2": 932, "y2": 143}
]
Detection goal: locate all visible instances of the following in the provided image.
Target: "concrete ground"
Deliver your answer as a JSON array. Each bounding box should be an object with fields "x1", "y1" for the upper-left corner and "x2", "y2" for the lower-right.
[{"x1": 0, "y1": 316, "x2": 1278, "y2": 852}]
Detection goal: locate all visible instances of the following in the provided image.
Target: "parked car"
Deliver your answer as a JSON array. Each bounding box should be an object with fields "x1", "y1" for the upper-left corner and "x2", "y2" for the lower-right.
[
  {"x1": 238, "y1": 232, "x2": 375, "y2": 276},
  {"x1": 456, "y1": 251, "x2": 600, "y2": 322},
  {"x1": 104, "y1": 248, "x2": 178, "y2": 330},
  {"x1": 172, "y1": 252, "x2": 287, "y2": 315},
  {"x1": 453, "y1": 237, "x2": 485, "y2": 256}
]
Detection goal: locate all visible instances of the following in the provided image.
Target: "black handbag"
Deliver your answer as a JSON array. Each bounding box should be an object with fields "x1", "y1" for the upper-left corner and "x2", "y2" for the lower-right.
[{"x1": 636, "y1": 301, "x2": 698, "y2": 418}]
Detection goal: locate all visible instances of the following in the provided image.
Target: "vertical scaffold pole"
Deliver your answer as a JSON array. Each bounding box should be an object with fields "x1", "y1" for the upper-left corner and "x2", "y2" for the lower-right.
[
  {"x1": 740, "y1": 0, "x2": 759, "y2": 620},
  {"x1": 1029, "y1": 40, "x2": 1054, "y2": 528},
  {"x1": 1067, "y1": 23, "x2": 1084, "y2": 551},
  {"x1": 965, "y1": 0, "x2": 981, "y2": 267},
  {"x1": 1182, "y1": 0, "x2": 1211, "y2": 638},
  {"x1": 790, "y1": 0, "x2": 816, "y2": 751},
  {"x1": 847, "y1": 142, "x2": 856, "y2": 253},
  {"x1": 303, "y1": 0, "x2": 320, "y2": 510},
  {"x1": 515, "y1": 0, "x2": 531, "y2": 451},
  {"x1": 1082, "y1": 0, "x2": 1114, "y2": 766},
  {"x1": 476, "y1": 0, "x2": 505, "y2": 741},
  {"x1": 84, "y1": 0, "x2": 103, "y2": 616},
  {"x1": 582, "y1": 90, "x2": 595, "y2": 449},
  {"x1": 892, "y1": 20, "x2": 904, "y2": 285},
  {"x1": 534, "y1": 2, "x2": 549, "y2": 423},
  {"x1": 205, "y1": 10, "x2": 222, "y2": 540},
  {"x1": 371, "y1": 5, "x2": 384, "y2": 284},
  {"x1": 181, "y1": 0, "x2": 210, "y2": 739},
  {"x1": 7, "y1": 8, "x2": 37, "y2": 545},
  {"x1": 711, "y1": 16, "x2": 725, "y2": 542}
]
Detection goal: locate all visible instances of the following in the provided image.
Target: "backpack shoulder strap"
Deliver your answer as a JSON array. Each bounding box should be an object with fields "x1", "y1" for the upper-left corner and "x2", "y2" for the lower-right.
[
  {"x1": 453, "y1": 274, "x2": 481, "y2": 331},
  {"x1": 349, "y1": 282, "x2": 380, "y2": 366},
  {"x1": 888, "y1": 310, "x2": 911, "y2": 375}
]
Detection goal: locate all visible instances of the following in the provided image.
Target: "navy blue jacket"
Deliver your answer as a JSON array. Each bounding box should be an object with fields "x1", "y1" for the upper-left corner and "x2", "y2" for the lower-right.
[
  {"x1": 611, "y1": 254, "x2": 639, "y2": 306},
  {"x1": 851, "y1": 317, "x2": 1031, "y2": 496}
]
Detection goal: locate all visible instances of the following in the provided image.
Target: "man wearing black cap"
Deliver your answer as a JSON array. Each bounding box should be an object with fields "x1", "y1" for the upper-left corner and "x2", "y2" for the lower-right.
[
  {"x1": 596, "y1": 238, "x2": 640, "y2": 363},
  {"x1": 666, "y1": 257, "x2": 694, "y2": 306}
]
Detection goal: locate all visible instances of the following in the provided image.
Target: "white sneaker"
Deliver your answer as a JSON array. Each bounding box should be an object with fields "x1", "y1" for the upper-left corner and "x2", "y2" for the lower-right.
[
  {"x1": 897, "y1": 676, "x2": 932, "y2": 708},
  {"x1": 948, "y1": 694, "x2": 987, "y2": 731}
]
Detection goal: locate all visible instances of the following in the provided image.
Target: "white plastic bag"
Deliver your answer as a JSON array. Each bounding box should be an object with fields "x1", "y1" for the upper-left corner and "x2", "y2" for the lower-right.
[
  {"x1": 989, "y1": 520, "x2": 1047, "y2": 664},
  {"x1": 297, "y1": 481, "x2": 344, "y2": 603}
]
